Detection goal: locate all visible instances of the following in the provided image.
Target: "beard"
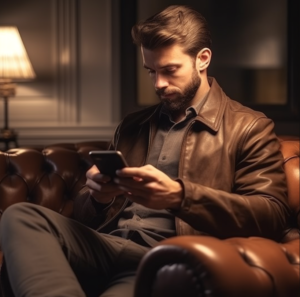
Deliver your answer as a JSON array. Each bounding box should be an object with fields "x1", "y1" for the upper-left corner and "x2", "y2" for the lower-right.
[{"x1": 156, "y1": 68, "x2": 201, "y2": 112}]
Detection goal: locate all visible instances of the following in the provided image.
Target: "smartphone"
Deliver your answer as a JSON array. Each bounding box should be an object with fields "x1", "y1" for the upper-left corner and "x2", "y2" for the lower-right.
[{"x1": 89, "y1": 150, "x2": 128, "y2": 177}]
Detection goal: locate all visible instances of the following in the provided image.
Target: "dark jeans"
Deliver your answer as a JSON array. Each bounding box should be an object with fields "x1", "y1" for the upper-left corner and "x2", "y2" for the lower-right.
[{"x1": 0, "y1": 203, "x2": 150, "y2": 297}]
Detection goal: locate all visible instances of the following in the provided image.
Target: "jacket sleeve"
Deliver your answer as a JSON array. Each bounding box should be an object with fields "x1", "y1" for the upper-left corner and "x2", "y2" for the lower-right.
[
  {"x1": 71, "y1": 137, "x2": 117, "y2": 229},
  {"x1": 173, "y1": 118, "x2": 291, "y2": 241},
  {"x1": 72, "y1": 186, "x2": 114, "y2": 229}
]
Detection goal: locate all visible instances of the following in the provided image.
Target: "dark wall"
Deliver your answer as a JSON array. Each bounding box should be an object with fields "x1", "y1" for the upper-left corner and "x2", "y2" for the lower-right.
[{"x1": 119, "y1": 0, "x2": 299, "y2": 137}]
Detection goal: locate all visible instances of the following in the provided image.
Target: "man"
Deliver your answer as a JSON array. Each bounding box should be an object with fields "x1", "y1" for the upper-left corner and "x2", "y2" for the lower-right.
[{"x1": 0, "y1": 5, "x2": 290, "y2": 297}]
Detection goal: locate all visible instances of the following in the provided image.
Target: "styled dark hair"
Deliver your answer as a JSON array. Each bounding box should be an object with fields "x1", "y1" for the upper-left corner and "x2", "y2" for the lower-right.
[{"x1": 131, "y1": 5, "x2": 212, "y2": 57}]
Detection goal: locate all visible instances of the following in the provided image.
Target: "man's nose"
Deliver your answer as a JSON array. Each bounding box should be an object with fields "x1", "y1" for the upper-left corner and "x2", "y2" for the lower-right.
[{"x1": 154, "y1": 74, "x2": 168, "y2": 89}]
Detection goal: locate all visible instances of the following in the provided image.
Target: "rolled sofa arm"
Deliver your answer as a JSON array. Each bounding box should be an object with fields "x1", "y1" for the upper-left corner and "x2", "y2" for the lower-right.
[{"x1": 134, "y1": 236, "x2": 300, "y2": 297}]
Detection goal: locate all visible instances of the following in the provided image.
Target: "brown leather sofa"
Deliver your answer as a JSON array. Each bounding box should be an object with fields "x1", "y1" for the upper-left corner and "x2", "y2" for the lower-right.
[
  {"x1": 134, "y1": 137, "x2": 300, "y2": 297},
  {"x1": 0, "y1": 137, "x2": 299, "y2": 296},
  {"x1": 0, "y1": 140, "x2": 109, "y2": 296}
]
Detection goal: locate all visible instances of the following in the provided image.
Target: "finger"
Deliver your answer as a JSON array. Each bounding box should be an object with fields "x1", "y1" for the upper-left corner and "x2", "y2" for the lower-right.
[
  {"x1": 116, "y1": 165, "x2": 158, "y2": 181},
  {"x1": 86, "y1": 178, "x2": 120, "y2": 193},
  {"x1": 113, "y1": 177, "x2": 148, "y2": 192},
  {"x1": 115, "y1": 182, "x2": 156, "y2": 199},
  {"x1": 114, "y1": 175, "x2": 160, "y2": 191},
  {"x1": 87, "y1": 166, "x2": 112, "y2": 183}
]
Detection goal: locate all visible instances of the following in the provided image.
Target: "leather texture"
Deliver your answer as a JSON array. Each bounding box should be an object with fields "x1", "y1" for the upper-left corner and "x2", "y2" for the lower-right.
[
  {"x1": 111, "y1": 78, "x2": 290, "y2": 241},
  {"x1": 134, "y1": 137, "x2": 300, "y2": 297},
  {"x1": 0, "y1": 141, "x2": 110, "y2": 297},
  {"x1": 0, "y1": 137, "x2": 298, "y2": 296},
  {"x1": 0, "y1": 141, "x2": 109, "y2": 219}
]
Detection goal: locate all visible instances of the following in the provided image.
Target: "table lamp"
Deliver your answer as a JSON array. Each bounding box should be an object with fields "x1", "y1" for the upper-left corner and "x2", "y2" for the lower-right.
[{"x1": 0, "y1": 26, "x2": 36, "y2": 147}]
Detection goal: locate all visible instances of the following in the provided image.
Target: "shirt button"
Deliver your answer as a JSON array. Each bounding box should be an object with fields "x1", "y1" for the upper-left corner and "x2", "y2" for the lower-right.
[{"x1": 162, "y1": 156, "x2": 166, "y2": 160}]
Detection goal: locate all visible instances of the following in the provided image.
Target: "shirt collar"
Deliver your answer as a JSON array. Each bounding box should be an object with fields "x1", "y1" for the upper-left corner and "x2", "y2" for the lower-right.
[{"x1": 160, "y1": 90, "x2": 210, "y2": 121}]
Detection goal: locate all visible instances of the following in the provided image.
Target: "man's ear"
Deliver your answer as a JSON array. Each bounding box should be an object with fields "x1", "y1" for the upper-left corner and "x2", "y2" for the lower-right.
[{"x1": 196, "y1": 48, "x2": 212, "y2": 72}]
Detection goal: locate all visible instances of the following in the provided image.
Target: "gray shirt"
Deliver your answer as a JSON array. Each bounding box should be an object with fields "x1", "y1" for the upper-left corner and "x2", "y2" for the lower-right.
[{"x1": 110, "y1": 97, "x2": 207, "y2": 247}]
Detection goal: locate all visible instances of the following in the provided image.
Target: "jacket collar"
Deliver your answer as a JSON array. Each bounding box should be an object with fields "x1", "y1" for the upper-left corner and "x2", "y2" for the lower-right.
[
  {"x1": 194, "y1": 77, "x2": 227, "y2": 132},
  {"x1": 138, "y1": 77, "x2": 227, "y2": 132}
]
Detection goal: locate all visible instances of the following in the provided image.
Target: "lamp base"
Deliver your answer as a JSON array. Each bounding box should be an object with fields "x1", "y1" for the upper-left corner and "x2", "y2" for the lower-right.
[
  {"x1": 0, "y1": 80, "x2": 16, "y2": 97},
  {"x1": 0, "y1": 129, "x2": 18, "y2": 151},
  {"x1": 1, "y1": 128, "x2": 17, "y2": 139}
]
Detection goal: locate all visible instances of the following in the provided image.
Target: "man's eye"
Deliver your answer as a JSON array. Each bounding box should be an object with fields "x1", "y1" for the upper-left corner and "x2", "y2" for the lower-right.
[
  {"x1": 164, "y1": 67, "x2": 176, "y2": 74},
  {"x1": 147, "y1": 69, "x2": 155, "y2": 75}
]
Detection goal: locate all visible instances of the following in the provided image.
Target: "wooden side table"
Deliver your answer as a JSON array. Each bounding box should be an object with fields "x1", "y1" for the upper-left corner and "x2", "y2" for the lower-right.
[{"x1": 0, "y1": 129, "x2": 18, "y2": 151}]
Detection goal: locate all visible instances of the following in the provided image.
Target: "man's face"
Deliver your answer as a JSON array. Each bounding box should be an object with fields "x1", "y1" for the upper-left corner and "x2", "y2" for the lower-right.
[{"x1": 141, "y1": 44, "x2": 201, "y2": 111}]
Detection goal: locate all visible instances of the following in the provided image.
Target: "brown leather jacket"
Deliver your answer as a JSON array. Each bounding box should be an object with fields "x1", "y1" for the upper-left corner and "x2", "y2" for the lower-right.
[{"x1": 74, "y1": 77, "x2": 290, "y2": 241}]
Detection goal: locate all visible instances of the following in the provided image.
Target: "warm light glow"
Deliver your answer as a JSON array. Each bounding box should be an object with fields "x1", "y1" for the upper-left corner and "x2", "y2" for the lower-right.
[{"x1": 0, "y1": 26, "x2": 36, "y2": 80}]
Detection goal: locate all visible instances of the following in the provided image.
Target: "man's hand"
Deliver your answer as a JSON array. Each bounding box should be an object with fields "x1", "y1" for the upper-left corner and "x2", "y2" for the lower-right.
[
  {"x1": 114, "y1": 164, "x2": 183, "y2": 210},
  {"x1": 85, "y1": 165, "x2": 125, "y2": 204}
]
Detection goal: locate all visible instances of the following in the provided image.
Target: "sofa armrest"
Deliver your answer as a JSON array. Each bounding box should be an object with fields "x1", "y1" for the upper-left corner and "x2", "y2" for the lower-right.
[{"x1": 134, "y1": 236, "x2": 300, "y2": 297}]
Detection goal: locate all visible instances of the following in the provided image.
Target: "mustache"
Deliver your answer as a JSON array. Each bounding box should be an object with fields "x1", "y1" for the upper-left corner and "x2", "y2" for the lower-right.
[{"x1": 155, "y1": 88, "x2": 179, "y2": 96}]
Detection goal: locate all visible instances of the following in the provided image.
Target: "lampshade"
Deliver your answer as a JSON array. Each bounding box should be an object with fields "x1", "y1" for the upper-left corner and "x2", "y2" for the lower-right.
[{"x1": 0, "y1": 26, "x2": 36, "y2": 80}]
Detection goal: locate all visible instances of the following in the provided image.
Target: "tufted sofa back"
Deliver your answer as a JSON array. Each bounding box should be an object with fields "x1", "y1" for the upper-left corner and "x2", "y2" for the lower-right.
[
  {"x1": 0, "y1": 136, "x2": 300, "y2": 230},
  {"x1": 279, "y1": 137, "x2": 300, "y2": 239},
  {"x1": 0, "y1": 141, "x2": 109, "y2": 220},
  {"x1": 133, "y1": 137, "x2": 300, "y2": 297},
  {"x1": 0, "y1": 137, "x2": 299, "y2": 297},
  {"x1": 0, "y1": 137, "x2": 299, "y2": 233}
]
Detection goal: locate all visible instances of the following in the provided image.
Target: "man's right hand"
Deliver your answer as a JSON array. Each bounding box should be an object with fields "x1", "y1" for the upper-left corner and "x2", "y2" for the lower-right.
[{"x1": 85, "y1": 165, "x2": 125, "y2": 204}]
